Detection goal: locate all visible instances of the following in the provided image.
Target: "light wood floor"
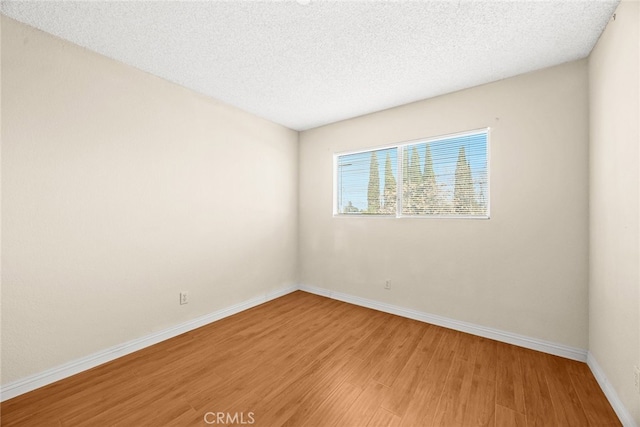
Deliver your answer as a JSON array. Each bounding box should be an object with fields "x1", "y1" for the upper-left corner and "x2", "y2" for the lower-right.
[{"x1": 1, "y1": 291, "x2": 621, "y2": 426}]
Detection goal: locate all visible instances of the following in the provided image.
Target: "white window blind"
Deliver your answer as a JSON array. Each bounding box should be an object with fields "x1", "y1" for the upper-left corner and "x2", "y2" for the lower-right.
[
  {"x1": 336, "y1": 147, "x2": 397, "y2": 215},
  {"x1": 334, "y1": 129, "x2": 489, "y2": 218}
]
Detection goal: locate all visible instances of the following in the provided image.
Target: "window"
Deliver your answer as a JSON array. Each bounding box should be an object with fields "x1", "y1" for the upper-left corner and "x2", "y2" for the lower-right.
[{"x1": 334, "y1": 129, "x2": 489, "y2": 218}]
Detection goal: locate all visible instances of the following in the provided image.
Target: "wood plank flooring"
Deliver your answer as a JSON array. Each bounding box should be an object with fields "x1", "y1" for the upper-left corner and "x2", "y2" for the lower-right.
[{"x1": 1, "y1": 291, "x2": 621, "y2": 426}]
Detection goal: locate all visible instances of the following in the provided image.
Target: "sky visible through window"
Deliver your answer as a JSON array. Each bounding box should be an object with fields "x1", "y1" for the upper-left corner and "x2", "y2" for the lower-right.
[{"x1": 336, "y1": 132, "x2": 488, "y2": 214}]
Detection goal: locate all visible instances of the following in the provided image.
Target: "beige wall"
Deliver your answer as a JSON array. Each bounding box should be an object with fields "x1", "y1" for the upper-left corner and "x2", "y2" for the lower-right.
[
  {"x1": 299, "y1": 60, "x2": 590, "y2": 349},
  {"x1": 1, "y1": 17, "x2": 298, "y2": 384},
  {"x1": 589, "y1": 1, "x2": 640, "y2": 423},
  {"x1": 3, "y1": 9, "x2": 637, "y2": 422}
]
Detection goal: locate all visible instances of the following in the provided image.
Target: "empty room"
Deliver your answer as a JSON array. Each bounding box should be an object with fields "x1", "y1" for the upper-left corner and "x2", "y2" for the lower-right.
[{"x1": 1, "y1": 0, "x2": 638, "y2": 426}]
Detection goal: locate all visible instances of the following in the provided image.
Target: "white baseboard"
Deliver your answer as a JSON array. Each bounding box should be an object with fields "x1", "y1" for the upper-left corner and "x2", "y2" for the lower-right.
[
  {"x1": 0, "y1": 285, "x2": 298, "y2": 402},
  {"x1": 298, "y1": 284, "x2": 588, "y2": 362},
  {"x1": 587, "y1": 352, "x2": 638, "y2": 427},
  {"x1": 300, "y1": 285, "x2": 640, "y2": 426},
  {"x1": 5, "y1": 281, "x2": 634, "y2": 427}
]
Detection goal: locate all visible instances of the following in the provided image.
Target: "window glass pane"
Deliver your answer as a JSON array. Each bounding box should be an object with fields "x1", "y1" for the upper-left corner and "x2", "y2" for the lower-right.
[
  {"x1": 336, "y1": 147, "x2": 397, "y2": 215},
  {"x1": 402, "y1": 132, "x2": 488, "y2": 216}
]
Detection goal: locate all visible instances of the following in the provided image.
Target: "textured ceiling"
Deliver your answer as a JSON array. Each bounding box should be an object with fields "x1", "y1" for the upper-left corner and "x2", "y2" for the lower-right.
[{"x1": 1, "y1": 0, "x2": 619, "y2": 131}]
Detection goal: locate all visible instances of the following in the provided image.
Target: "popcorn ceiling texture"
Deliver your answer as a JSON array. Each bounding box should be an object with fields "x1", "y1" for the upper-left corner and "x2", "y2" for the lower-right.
[{"x1": 0, "y1": 0, "x2": 618, "y2": 130}]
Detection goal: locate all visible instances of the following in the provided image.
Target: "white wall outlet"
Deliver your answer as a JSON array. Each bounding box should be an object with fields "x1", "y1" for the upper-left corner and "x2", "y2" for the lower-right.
[
  {"x1": 634, "y1": 365, "x2": 640, "y2": 395},
  {"x1": 180, "y1": 292, "x2": 189, "y2": 305},
  {"x1": 384, "y1": 280, "x2": 391, "y2": 290}
]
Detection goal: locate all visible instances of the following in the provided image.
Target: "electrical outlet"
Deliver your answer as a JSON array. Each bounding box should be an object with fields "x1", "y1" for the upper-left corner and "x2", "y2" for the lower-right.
[
  {"x1": 180, "y1": 292, "x2": 189, "y2": 305},
  {"x1": 384, "y1": 280, "x2": 391, "y2": 290},
  {"x1": 634, "y1": 365, "x2": 640, "y2": 395}
]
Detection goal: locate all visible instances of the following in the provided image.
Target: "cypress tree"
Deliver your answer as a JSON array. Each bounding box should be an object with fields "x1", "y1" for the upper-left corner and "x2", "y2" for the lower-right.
[
  {"x1": 407, "y1": 146, "x2": 422, "y2": 214},
  {"x1": 383, "y1": 152, "x2": 396, "y2": 213},
  {"x1": 367, "y1": 151, "x2": 380, "y2": 213},
  {"x1": 409, "y1": 146, "x2": 421, "y2": 186},
  {"x1": 454, "y1": 146, "x2": 475, "y2": 214},
  {"x1": 422, "y1": 143, "x2": 437, "y2": 214},
  {"x1": 402, "y1": 148, "x2": 409, "y2": 212}
]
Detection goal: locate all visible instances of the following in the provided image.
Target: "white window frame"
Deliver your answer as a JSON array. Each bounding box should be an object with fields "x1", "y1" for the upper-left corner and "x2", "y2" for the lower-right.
[{"x1": 333, "y1": 128, "x2": 491, "y2": 219}]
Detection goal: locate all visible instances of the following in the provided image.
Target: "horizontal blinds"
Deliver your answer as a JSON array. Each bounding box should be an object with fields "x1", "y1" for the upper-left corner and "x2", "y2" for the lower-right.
[
  {"x1": 336, "y1": 130, "x2": 488, "y2": 217},
  {"x1": 336, "y1": 147, "x2": 397, "y2": 215},
  {"x1": 402, "y1": 132, "x2": 488, "y2": 216}
]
